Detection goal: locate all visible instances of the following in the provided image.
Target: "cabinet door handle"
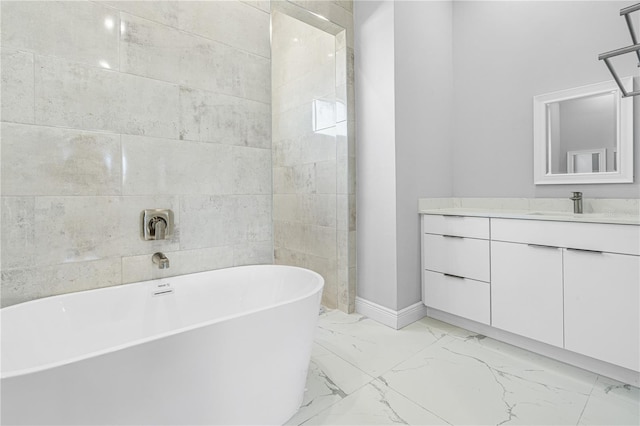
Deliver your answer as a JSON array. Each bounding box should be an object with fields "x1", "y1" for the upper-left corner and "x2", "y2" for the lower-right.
[
  {"x1": 442, "y1": 234, "x2": 464, "y2": 239},
  {"x1": 527, "y1": 244, "x2": 559, "y2": 249},
  {"x1": 566, "y1": 248, "x2": 603, "y2": 254},
  {"x1": 444, "y1": 273, "x2": 465, "y2": 280}
]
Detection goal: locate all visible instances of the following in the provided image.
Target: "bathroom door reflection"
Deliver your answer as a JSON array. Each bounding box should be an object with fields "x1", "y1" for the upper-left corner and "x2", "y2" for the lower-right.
[{"x1": 546, "y1": 91, "x2": 617, "y2": 175}]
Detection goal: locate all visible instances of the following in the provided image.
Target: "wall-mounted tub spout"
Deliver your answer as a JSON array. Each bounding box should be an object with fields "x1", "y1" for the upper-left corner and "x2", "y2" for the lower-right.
[{"x1": 152, "y1": 252, "x2": 170, "y2": 269}]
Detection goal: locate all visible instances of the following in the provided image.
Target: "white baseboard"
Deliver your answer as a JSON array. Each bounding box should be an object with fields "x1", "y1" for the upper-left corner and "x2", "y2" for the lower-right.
[{"x1": 355, "y1": 297, "x2": 428, "y2": 330}]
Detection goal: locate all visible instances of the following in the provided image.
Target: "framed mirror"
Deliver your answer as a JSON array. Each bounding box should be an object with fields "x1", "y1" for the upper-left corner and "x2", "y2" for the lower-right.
[{"x1": 533, "y1": 78, "x2": 634, "y2": 184}]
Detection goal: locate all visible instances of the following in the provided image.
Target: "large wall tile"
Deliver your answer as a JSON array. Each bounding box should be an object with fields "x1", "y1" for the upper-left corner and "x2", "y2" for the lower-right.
[
  {"x1": 274, "y1": 161, "x2": 336, "y2": 195},
  {"x1": 35, "y1": 56, "x2": 180, "y2": 138},
  {"x1": 119, "y1": 12, "x2": 183, "y2": 84},
  {"x1": 119, "y1": 5, "x2": 270, "y2": 103},
  {"x1": 288, "y1": 1, "x2": 354, "y2": 47},
  {"x1": 120, "y1": 14, "x2": 269, "y2": 103},
  {"x1": 234, "y1": 195, "x2": 273, "y2": 242},
  {"x1": 180, "y1": 194, "x2": 271, "y2": 250},
  {"x1": 232, "y1": 146, "x2": 272, "y2": 195},
  {"x1": 272, "y1": 60, "x2": 335, "y2": 114},
  {"x1": 274, "y1": 220, "x2": 336, "y2": 259},
  {"x1": 98, "y1": 1, "x2": 179, "y2": 27},
  {"x1": 1, "y1": 197, "x2": 35, "y2": 270},
  {"x1": 240, "y1": 1, "x2": 271, "y2": 13},
  {"x1": 1, "y1": 123, "x2": 122, "y2": 196},
  {"x1": 180, "y1": 41, "x2": 271, "y2": 103},
  {"x1": 233, "y1": 241, "x2": 274, "y2": 266},
  {"x1": 122, "y1": 246, "x2": 235, "y2": 284},
  {"x1": 122, "y1": 135, "x2": 233, "y2": 195},
  {"x1": 1, "y1": 258, "x2": 122, "y2": 307},
  {"x1": 275, "y1": 246, "x2": 337, "y2": 307},
  {"x1": 272, "y1": 20, "x2": 335, "y2": 89},
  {"x1": 272, "y1": 103, "x2": 313, "y2": 143},
  {"x1": 32, "y1": 196, "x2": 180, "y2": 267},
  {"x1": 274, "y1": 165, "x2": 314, "y2": 194},
  {"x1": 273, "y1": 194, "x2": 336, "y2": 227},
  {"x1": 1, "y1": 49, "x2": 34, "y2": 124},
  {"x1": 1, "y1": 1, "x2": 119, "y2": 69},
  {"x1": 179, "y1": 87, "x2": 271, "y2": 148},
  {"x1": 274, "y1": 221, "x2": 305, "y2": 253},
  {"x1": 177, "y1": 0, "x2": 270, "y2": 58}
]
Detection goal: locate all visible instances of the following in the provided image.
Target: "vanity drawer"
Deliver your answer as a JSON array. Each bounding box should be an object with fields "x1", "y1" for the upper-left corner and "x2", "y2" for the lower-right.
[
  {"x1": 423, "y1": 234, "x2": 490, "y2": 282},
  {"x1": 423, "y1": 270, "x2": 490, "y2": 325},
  {"x1": 491, "y1": 218, "x2": 640, "y2": 256},
  {"x1": 423, "y1": 215, "x2": 489, "y2": 239}
]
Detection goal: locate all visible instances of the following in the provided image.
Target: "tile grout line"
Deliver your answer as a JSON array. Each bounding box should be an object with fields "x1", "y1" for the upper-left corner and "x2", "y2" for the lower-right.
[
  {"x1": 312, "y1": 322, "x2": 454, "y2": 425},
  {"x1": 90, "y1": 0, "x2": 271, "y2": 60},
  {"x1": 575, "y1": 375, "x2": 600, "y2": 425}
]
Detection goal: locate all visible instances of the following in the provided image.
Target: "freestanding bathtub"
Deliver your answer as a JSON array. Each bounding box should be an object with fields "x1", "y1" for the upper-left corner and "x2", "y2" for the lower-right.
[{"x1": 1, "y1": 265, "x2": 324, "y2": 425}]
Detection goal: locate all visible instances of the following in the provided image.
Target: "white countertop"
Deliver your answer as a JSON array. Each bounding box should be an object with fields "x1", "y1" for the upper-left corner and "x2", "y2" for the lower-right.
[{"x1": 418, "y1": 198, "x2": 640, "y2": 226}]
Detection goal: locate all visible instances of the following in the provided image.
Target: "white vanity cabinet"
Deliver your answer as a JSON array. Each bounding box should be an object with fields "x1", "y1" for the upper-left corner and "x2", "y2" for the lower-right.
[
  {"x1": 421, "y1": 215, "x2": 490, "y2": 324},
  {"x1": 420, "y1": 211, "x2": 640, "y2": 380},
  {"x1": 564, "y1": 248, "x2": 640, "y2": 372},
  {"x1": 491, "y1": 241, "x2": 563, "y2": 347}
]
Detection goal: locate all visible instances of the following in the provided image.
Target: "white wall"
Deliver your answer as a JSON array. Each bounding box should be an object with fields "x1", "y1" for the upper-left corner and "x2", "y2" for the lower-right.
[
  {"x1": 394, "y1": 0, "x2": 454, "y2": 309},
  {"x1": 452, "y1": 1, "x2": 640, "y2": 198},
  {"x1": 356, "y1": 0, "x2": 637, "y2": 315},
  {"x1": 355, "y1": 0, "x2": 454, "y2": 311},
  {"x1": 355, "y1": 0, "x2": 399, "y2": 308}
]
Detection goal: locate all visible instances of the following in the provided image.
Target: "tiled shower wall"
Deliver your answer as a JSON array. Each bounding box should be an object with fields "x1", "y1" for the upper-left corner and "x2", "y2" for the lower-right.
[
  {"x1": 0, "y1": 1, "x2": 273, "y2": 307},
  {"x1": 272, "y1": 8, "x2": 355, "y2": 312}
]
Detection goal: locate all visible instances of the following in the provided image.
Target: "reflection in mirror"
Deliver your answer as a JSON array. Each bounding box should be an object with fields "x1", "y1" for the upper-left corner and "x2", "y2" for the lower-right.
[
  {"x1": 533, "y1": 78, "x2": 634, "y2": 185},
  {"x1": 547, "y1": 92, "x2": 616, "y2": 174}
]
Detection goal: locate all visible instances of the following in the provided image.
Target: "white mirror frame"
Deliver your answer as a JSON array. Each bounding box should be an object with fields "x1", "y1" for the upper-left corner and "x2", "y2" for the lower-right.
[{"x1": 533, "y1": 78, "x2": 634, "y2": 185}]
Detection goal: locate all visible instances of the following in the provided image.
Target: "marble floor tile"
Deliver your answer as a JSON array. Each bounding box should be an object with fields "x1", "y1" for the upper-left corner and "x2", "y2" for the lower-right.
[
  {"x1": 285, "y1": 346, "x2": 349, "y2": 426},
  {"x1": 309, "y1": 343, "x2": 374, "y2": 395},
  {"x1": 415, "y1": 314, "x2": 477, "y2": 340},
  {"x1": 314, "y1": 310, "x2": 444, "y2": 377},
  {"x1": 303, "y1": 309, "x2": 639, "y2": 426},
  {"x1": 579, "y1": 375, "x2": 640, "y2": 425},
  {"x1": 301, "y1": 379, "x2": 447, "y2": 425},
  {"x1": 381, "y1": 335, "x2": 597, "y2": 425}
]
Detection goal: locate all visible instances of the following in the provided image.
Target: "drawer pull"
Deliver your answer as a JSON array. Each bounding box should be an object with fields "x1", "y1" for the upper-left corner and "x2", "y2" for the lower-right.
[
  {"x1": 527, "y1": 244, "x2": 559, "y2": 249},
  {"x1": 442, "y1": 234, "x2": 464, "y2": 239},
  {"x1": 567, "y1": 248, "x2": 603, "y2": 254},
  {"x1": 444, "y1": 273, "x2": 465, "y2": 280}
]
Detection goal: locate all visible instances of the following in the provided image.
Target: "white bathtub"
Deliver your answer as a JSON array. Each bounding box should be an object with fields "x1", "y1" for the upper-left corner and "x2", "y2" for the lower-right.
[{"x1": 1, "y1": 265, "x2": 324, "y2": 425}]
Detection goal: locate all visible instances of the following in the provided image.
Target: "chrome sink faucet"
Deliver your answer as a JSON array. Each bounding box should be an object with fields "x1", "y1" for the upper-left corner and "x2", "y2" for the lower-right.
[
  {"x1": 152, "y1": 252, "x2": 170, "y2": 269},
  {"x1": 570, "y1": 192, "x2": 583, "y2": 214}
]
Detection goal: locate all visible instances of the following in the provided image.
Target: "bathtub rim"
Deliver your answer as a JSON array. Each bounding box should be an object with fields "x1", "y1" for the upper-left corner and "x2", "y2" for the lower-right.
[{"x1": 1, "y1": 264, "x2": 324, "y2": 380}]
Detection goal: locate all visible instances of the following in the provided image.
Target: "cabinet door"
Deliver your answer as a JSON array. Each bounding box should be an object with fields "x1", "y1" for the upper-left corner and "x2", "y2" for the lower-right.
[
  {"x1": 564, "y1": 250, "x2": 640, "y2": 372},
  {"x1": 491, "y1": 241, "x2": 563, "y2": 347}
]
